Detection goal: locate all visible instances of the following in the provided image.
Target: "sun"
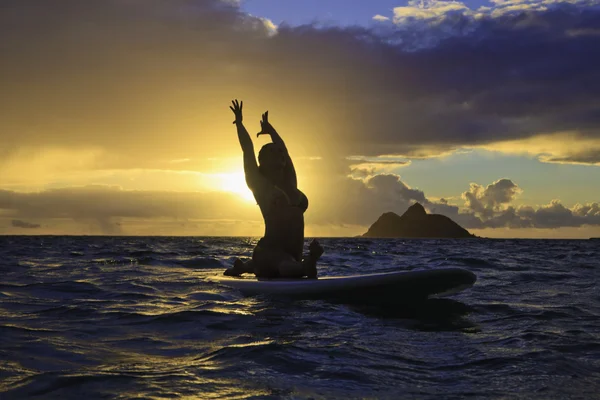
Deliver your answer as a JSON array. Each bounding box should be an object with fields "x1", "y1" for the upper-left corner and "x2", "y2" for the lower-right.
[{"x1": 217, "y1": 171, "x2": 255, "y2": 202}]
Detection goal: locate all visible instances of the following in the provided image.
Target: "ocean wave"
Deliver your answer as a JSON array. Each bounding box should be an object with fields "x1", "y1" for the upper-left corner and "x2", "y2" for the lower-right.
[{"x1": 1, "y1": 237, "x2": 599, "y2": 399}]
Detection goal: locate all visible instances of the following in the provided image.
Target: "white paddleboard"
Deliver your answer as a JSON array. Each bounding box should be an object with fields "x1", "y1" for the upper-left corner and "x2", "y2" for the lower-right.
[{"x1": 209, "y1": 267, "x2": 476, "y2": 301}]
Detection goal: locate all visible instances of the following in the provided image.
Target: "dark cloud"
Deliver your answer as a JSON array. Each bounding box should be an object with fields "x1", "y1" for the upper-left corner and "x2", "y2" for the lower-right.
[
  {"x1": 481, "y1": 207, "x2": 531, "y2": 229},
  {"x1": 309, "y1": 173, "x2": 600, "y2": 230},
  {"x1": 0, "y1": 176, "x2": 428, "y2": 231},
  {"x1": 516, "y1": 200, "x2": 600, "y2": 228},
  {"x1": 11, "y1": 220, "x2": 41, "y2": 229},
  {"x1": 306, "y1": 174, "x2": 430, "y2": 226},
  {"x1": 0, "y1": 185, "x2": 258, "y2": 234},
  {"x1": 1, "y1": 0, "x2": 600, "y2": 167},
  {"x1": 0, "y1": 176, "x2": 598, "y2": 233},
  {"x1": 473, "y1": 199, "x2": 600, "y2": 229},
  {"x1": 541, "y1": 150, "x2": 600, "y2": 165},
  {"x1": 0, "y1": 185, "x2": 254, "y2": 219},
  {"x1": 369, "y1": 174, "x2": 427, "y2": 204}
]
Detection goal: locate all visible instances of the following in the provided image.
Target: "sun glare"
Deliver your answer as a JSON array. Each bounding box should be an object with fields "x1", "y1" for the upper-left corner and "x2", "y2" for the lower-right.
[{"x1": 217, "y1": 172, "x2": 255, "y2": 202}]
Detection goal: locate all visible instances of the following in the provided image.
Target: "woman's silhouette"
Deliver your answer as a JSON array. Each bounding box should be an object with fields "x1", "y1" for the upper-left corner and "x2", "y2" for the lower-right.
[{"x1": 224, "y1": 99, "x2": 323, "y2": 278}]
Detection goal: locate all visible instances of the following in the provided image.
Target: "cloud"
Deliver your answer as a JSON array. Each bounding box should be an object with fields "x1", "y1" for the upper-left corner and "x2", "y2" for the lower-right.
[
  {"x1": 0, "y1": 185, "x2": 255, "y2": 220},
  {"x1": 305, "y1": 173, "x2": 434, "y2": 226},
  {"x1": 11, "y1": 220, "x2": 41, "y2": 229},
  {"x1": 387, "y1": 0, "x2": 600, "y2": 43},
  {"x1": 0, "y1": 175, "x2": 430, "y2": 233},
  {"x1": 373, "y1": 14, "x2": 390, "y2": 21},
  {"x1": 0, "y1": 173, "x2": 598, "y2": 234},
  {"x1": 260, "y1": 17, "x2": 278, "y2": 35},
  {"x1": 472, "y1": 132, "x2": 600, "y2": 165},
  {"x1": 573, "y1": 202, "x2": 600, "y2": 217},
  {"x1": 515, "y1": 200, "x2": 600, "y2": 228},
  {"x1": 310, "y1": 172, "x2": 600, "y2": 231},
  {"x1": 1, "y1": 0, "x2": 600, "y2": 175},
  {"x1": 368, "y1": 174, "x2": 427, "y2": 204},
  {"x1": 462, "y1": 178, "x2": 523, "y2": 217},
  {"x1": 348, "y1": 157, "x2": 411, "y2": 178},
  {"x1": 0, "y1": 185, "x2": 259, "y2": 234},
  {"x1": 393, "y1": 0, "x2": 472, "y2": 24},
  {"x1": 456, "y1": 183, "x2": 600, "y2": 229}
]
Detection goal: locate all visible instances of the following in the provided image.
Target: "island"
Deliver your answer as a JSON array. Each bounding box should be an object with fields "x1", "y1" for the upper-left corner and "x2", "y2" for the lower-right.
[{"x1": 362, "y1": 202, "x2": 476, "y2": 238}]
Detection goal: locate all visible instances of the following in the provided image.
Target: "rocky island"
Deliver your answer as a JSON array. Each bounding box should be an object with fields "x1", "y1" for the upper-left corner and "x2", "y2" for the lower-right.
[{"x1": 363, "y1": 202, "x2": 475, "y2": 238}]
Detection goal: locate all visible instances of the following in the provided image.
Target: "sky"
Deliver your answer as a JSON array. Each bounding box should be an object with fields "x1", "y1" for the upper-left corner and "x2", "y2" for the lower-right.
[{"x1": 1, "y1": 0, "x2": 600, "y2": 238}]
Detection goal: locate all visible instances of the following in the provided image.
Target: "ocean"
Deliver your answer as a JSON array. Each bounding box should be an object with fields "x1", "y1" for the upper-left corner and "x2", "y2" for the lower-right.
[{"x1": 0, "y1": 236, "x2": 598, "y2": 399}]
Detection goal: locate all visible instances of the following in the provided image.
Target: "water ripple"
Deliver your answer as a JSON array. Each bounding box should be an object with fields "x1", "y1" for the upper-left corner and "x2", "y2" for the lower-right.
[{"x1": 0, "y1": 236, "x2": 599, "y2": 399}]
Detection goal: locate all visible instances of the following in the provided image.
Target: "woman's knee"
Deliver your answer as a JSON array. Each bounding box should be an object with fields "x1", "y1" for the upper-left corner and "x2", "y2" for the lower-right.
[
  {"x1": 276, "y1": 260, "x2": 305, "y2": 278},
  {"x1": 252, "y1": 245, "x2": 295, "y2": 278}
]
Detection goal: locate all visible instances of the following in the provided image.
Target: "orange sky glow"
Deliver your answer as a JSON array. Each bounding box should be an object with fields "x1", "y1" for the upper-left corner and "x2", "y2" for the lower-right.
[{"x1": 1, "y1": 0, "x2": 599, "y2": 238}]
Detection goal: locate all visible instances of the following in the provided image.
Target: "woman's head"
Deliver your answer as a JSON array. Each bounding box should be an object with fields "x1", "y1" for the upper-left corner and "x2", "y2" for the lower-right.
[{"x1": 258, "y1": 143, "x2": 286, "y2": 178}]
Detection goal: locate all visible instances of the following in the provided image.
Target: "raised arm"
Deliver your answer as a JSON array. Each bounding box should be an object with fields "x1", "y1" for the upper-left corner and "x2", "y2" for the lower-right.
[
  {"x1": 257, "y1": 111, "x2": 298, "y2": 188},
  {"x1": 230, "y1": 100, "x2": 262, "y2": 190}
]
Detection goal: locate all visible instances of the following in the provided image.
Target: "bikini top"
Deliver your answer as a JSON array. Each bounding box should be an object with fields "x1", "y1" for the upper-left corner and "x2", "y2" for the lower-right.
[{"x1": 267, "y1": 185, "x2": 309, "y2": 214}]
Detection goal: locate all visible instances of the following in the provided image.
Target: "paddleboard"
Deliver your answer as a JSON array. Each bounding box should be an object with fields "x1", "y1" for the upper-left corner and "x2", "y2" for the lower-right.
[{"x1": 209, "y1": 267, "x2": 476, "y2": 303}]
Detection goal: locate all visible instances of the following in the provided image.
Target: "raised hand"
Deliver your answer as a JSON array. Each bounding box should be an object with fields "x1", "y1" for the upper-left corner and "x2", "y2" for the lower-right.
[
  {"x1": 229, "y1": 99, "x2": 243, "y2": 124},
  {"x1": 256, "y1": 111, "x2": 274, "y2": 137}
]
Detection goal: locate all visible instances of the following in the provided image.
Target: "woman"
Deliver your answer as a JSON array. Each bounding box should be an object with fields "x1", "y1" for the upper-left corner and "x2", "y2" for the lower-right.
[{"x1": 224, "y1": 99, "x2": 323, "y2": 278}]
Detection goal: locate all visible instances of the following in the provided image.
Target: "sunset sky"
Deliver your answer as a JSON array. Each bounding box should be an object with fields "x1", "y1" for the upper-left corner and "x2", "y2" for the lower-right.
[{"x1": 1, "y1": 0, "x2": 600, "y2": 238}]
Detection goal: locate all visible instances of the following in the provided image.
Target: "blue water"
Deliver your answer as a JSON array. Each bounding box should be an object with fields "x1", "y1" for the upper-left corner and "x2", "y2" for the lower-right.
[{"x1": 0, "y1": 236, "x2": 599, "y2": 399}]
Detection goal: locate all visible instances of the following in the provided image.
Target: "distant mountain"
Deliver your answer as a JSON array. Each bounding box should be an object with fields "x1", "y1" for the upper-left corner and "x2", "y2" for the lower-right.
[{"x1": 363, "y1": 203, "x2": 475, "y2": 238}]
